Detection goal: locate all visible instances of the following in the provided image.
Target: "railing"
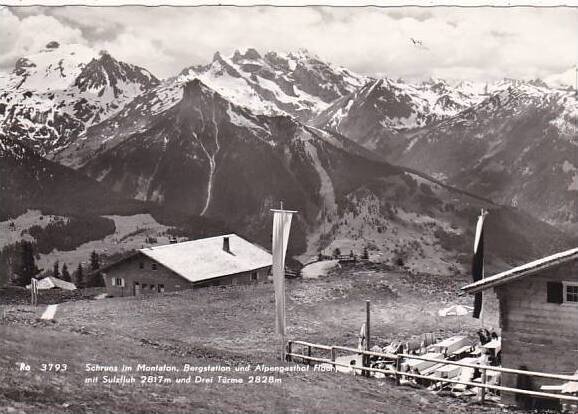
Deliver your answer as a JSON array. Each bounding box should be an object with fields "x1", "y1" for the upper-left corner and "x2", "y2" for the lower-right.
[{"x1": 286, "y1": 340, "x2": 578, "y2": 404}]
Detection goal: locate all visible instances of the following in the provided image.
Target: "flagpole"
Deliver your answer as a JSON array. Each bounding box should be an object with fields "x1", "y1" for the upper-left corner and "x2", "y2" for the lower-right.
[
  {"x1": 480, "y1": 209, "x2": 487, "y2": 329},
  {"x1": 472, "y1": 208, "x2": 488, "y2": 321},
  {"x1": 271, "y1": 203, "x2": 297, "y2": 361}
]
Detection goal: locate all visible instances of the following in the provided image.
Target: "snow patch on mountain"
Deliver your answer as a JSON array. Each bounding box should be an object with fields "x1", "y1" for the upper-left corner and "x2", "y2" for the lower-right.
[
  {"x1": 316, "y1": 77, "x2": 488, "y2": 139},
  {"x1": 0, "y1": 43, "x2": 158, "y2": 156},
  {"x1": 225, "y1": 104, "x2": 269, "y2": 136},
  {"x1": 180, "y1": 55, "x2": 280, "y2": 115},
  {"x1": 8, "y1": 43, "x2": 97, "y2": 92},
  {"x1": 179, "y1": 48, "x2": 367, "y2": 119}
]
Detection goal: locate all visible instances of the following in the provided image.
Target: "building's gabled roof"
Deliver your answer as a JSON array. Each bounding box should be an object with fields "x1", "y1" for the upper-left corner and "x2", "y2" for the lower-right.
[
  {"x1": 139, "y1": 234, "x2": 272, "y2": 283},
  {"x1": 462, "y1": 247, "x2": 578, "y2": 294}
]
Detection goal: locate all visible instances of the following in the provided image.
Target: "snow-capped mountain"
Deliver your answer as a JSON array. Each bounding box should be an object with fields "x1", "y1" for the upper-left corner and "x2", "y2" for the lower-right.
[
  {"x1": 57, "y1": 77, "x2": 395, "y2": 222},
  {"x1": 311, "y1": 77, "x2": 485, "y2": 153},
  {"x1": 2, "y1": 43, "x2": 575, "y2": 268},
  {"x1": 55, "y1": 77, "x2": 397, "y2": 255},
  {"x1": 5, "y1": 41, "x2": 97, "y2": 92},
  {"x1": 309, "y1": 74, "x2": 578, "y2": 230},
  {"x1": 396, "y1": 81, "x2": 578, "y2": 229},
  {"x1": 0, "y1": 42, "x2": 159, "y2": 155},
  {"x1": 53, "y1": 77, "x2": 572, "y2": 271},
  {"x1": 178, "y1": 48, "x2": 367, "y2": 120}
]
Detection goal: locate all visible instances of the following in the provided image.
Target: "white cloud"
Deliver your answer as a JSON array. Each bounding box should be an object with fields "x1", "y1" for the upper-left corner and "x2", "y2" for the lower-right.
[
  {"x1": 0, "y1": 7, "x2": 85, "y2": 68},
  {"x1": 1, "y1": 6, "x2": 576, "y2": 83}
]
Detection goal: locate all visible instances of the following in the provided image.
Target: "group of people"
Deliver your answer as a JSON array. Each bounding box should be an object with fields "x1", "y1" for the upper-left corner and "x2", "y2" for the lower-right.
[{"x1": 477, "y1": 328, "x2": 499, "y2": 345}]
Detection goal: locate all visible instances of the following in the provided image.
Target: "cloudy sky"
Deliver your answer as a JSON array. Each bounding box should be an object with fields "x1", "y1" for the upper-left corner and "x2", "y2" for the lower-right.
[{"x1": 1, "y1": 6, "x2": 576, "y2": 82}]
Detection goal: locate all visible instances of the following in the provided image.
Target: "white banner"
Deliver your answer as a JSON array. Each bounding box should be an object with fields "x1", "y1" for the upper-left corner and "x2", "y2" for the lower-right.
[
  {"x1": 473, "y1": 209, "x2": 487, "y2": 254},
  {"x1": 272, "y1": 209, "x2": 294, "y2": 337},
  {"x1": 472, "y1": 209, "x2": 488, "y2": 319}
]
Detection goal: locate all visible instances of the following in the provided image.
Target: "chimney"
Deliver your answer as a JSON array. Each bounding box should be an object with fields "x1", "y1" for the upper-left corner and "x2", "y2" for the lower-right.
[{"x1": 223, "y1": 236, "x2": 231, "y2": 254}]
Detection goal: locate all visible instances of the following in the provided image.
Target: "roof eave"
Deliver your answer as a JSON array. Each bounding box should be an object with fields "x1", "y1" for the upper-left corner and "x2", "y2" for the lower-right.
[
  {"x1": 462, "y1": 278, "x2": 513, "y2": 294},
  {"x1": 461, "y1": 252, "x2": 578, "y2": 294}
]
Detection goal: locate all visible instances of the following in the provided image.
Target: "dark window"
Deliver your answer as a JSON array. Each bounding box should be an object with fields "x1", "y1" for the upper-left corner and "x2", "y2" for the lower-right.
[
  {"x1": 142, "y1": 283, "x2": 148, "y2": 290},
  {"x1": 150, "y1": 284, "x2": 155, "y2": 290},
  {"x1": 152, "y1": 263, "x2": 157, "y2": 271},
  {"x1": 139, "y1": 262, "x2": 144, "y2": 269},
  {"x1": 114, "y1": 277, "x2": 123, "y2": 287},
  {"x1": 546, "y1": 282, "x2": 563, "y2": 304},
  {"x1": 250, "y1": 271, "x2": 258, "y2": 281},
  {"x1": 158, "y1": 284, "x2": 164, "y2": 293}
]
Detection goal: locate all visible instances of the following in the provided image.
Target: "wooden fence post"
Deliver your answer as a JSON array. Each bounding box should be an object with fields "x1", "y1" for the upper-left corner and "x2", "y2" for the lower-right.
[
  {"x1": 395, "y1": 355, "x2": 402, "y2": 385},
  {"x1": 365, "y1": 301, "x2": 371, "y2": 350},
  {"x1": 31, "y1": 278, "x2": 38, "y2": 307},
  {"x1": 286, "y1": 341, "x2": 292, "y2": 362},
  {"x1": 330, "y1": 347, "x2": 336, "y2": 372},
  {"x1": 363, "y1": 300, "x2": 371, "y2": 377},
  {"x1": 480, "y1": 368, "x2": 487, "y2": 404}
]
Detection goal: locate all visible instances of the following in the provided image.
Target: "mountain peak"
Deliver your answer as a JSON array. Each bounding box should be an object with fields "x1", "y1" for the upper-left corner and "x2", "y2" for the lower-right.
[
  {"x1": 527, "y1": 78, "x2": 549, "y2": 88},
  {"x1": 232, "y1": 48, "x2": 262, "y2": 61},
  {"x1": 8, "y1": 43, "x2": 97, "y2": 91},
  {"x1": 0, "y1": 42, "x2": 160, "y2": 155},
  {"x1": 181, "y1": 78, "x2": 213, "y2": 103},
  {"x1": 290, "y1": 48, "x2": 318, "y2": 60},
  {"x1": 73, "y1": 51, "x2": 159, "y2": 97},
  {"x1": 212, "y1": 51, "x2": 224, "y2": 62},
  {"x1": 45, "y1": 40, "x2": 60, "y2": 50}
]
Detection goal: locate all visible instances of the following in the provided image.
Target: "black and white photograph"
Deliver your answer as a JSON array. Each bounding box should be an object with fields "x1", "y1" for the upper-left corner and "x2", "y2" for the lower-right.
[{"x1": 0, "y1": 1, "x2": 577, "y2": 412}]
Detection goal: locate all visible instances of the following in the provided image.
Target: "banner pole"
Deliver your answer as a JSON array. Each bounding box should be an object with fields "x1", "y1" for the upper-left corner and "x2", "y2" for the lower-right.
[
  {"x1": 271, "y1": 204, "x2": 297, "y2": 362},
  {"x1": 280, "y1": 215, "x2": 286, "y2": 362}
]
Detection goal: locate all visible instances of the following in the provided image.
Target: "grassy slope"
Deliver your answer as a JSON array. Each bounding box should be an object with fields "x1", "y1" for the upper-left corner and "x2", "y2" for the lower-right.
[
  {"x1": 33, "y1": 214, "x2": 170, "y2": 271},
  {"x1": 0, "y1": 264, "x2": 509, "y2": 414},
  {"x1": 1, "y1": 208, "x2": 231, "y2": 287},
  {"x1": 0, "y1": 210, "x2": 59, "y2": 250}
]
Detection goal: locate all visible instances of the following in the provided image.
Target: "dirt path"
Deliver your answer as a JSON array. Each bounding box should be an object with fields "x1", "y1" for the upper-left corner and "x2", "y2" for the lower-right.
[{"x1": 40, "y1": 304, "x2": 58, "y2": 320}]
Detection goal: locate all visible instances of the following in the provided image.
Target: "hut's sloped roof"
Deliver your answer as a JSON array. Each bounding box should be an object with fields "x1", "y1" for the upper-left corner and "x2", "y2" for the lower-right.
[
  {"x1": 462, "y1": 247, "x2": 578, "y2": 294},
  {"x1": 32, "y1": 276, "x2": 77, "y2": 290},
  {"x1": 139, "y1": 234, "x2": 272, "y2": 283}
]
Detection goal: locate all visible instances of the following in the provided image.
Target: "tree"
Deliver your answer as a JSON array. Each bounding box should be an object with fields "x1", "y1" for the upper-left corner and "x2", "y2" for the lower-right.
[
  {"x1": 52, "y1": 261, "x2": 60, "y2": 278},
  {"x1": 90, "y1": 251, "x2": 100, "y2": 271},
  {"x1": 14, "y1": 242, "x2": 40, "y2": 286},
  {"x1": 61, "y1": 263, "x2": 71, "y2": 282},
  {"x1": 74, "y1": 263, "x2": 84, "y2": 289},
  {"x1": 87, "y1": 272, "x2": 105, "y2": 288},
  {"x1": 87, "y1": 251, "x2": 105, "y2": 288}
]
